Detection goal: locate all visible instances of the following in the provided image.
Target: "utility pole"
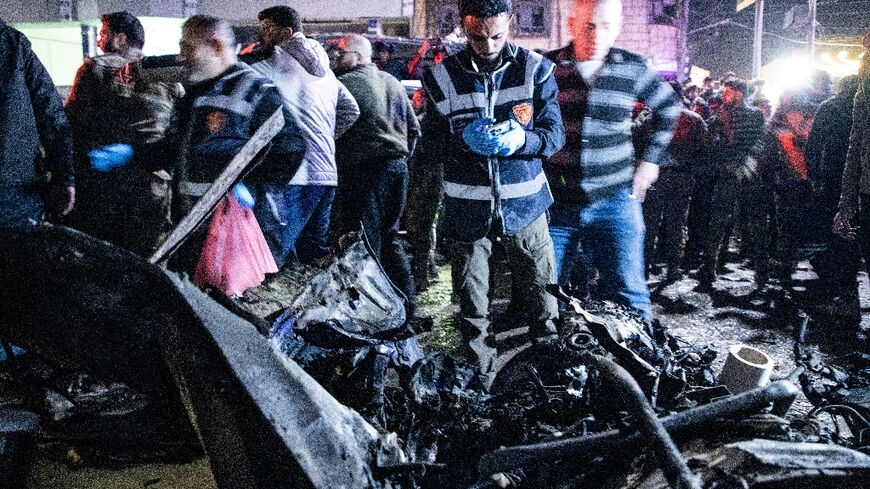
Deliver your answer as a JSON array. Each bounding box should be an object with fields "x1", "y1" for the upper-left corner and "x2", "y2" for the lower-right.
[
  {"x1": 752, "y1": 0, "x2": 764, "y2": 79},
  {"x1": 678, "y1": 0, "x2": 690, "y2": 81},
  {"x1": 807, "y1": 0, "x2": 817, "y2": 63}
]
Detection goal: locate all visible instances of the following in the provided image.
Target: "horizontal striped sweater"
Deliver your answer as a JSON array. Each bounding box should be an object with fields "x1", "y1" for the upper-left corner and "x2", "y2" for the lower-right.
[{"x1": 545, "y1": 45, "x2": 679, "y2": 206}]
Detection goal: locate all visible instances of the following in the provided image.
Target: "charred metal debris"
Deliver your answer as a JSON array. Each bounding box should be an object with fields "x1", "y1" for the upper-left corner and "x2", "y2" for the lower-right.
[
  {"x1": 2, "y1": 229, "x2": 870, "y2": 488},
  {"x1": 266, "y1": 241, "x2": 870, "y2": 488}
]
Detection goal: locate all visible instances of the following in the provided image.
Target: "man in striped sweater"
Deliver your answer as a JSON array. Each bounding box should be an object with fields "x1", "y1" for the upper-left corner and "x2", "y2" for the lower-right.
[{"x1": 545, "y1": 0, "x2": 679, "y2": 320}]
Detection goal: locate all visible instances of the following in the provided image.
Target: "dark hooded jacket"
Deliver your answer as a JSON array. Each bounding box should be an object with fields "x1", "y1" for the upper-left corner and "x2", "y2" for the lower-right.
[{"x1": 0, "y1": 19, "x2": 74, "y2": 226}]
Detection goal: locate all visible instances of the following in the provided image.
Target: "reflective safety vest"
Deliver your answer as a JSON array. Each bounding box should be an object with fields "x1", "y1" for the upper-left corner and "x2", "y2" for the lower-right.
[
  {"x1": 178, "y1": 64, "x2": 273, "y2": 197},
  {"x1": 422, "y1": 44, "x2": 561, "y2": 241}
]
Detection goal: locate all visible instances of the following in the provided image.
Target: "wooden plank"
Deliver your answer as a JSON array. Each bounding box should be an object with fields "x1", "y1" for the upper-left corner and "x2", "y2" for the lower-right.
[{"x1": 149, "y1": 107, "x2": 285, "y2": 265}]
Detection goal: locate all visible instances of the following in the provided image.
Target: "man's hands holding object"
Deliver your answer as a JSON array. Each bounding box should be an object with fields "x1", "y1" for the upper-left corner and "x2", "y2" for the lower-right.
[{"x1": 463, "y1": 117, "x2": 526, "y2": 156}]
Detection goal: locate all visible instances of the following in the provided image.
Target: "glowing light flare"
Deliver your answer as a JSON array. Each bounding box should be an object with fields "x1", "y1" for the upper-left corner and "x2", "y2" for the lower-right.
[{"x1": 759, "y1": 51, "x2": 861, "y2": 108}]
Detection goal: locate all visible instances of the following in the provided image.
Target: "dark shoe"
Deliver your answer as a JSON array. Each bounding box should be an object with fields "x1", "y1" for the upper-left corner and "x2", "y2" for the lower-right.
[
  {"x1": 695, "y1": 264, "x2": 715, "y2": 292},
  {"x1": 406, "y1": 306, "x2": 434, "y2": 334}
]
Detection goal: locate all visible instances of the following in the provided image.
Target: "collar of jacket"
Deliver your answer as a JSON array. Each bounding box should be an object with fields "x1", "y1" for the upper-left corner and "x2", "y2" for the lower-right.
[
  {"x1": 454, "y1": 42, "x2": 519, "y2": 75},
  {"x1": 189, "y1": 63, "x2": 248, "y2": 91},
  {"x1": 342, "y1": 62, "x2": 378, "y2": 77},
  {"x1": 552, "y1": 43, "x2": 627, "y2": 67}
]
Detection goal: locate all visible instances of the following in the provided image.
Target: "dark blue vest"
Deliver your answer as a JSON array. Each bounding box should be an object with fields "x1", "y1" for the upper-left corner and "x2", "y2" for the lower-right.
[{"x1": 424, "y1": 44, "x2": 555, "y2": 240}]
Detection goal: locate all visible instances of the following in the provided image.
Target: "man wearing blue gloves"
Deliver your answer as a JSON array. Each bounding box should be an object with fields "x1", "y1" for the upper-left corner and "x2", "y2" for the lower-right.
[
  {"x1": 90, "y1": 16, "x2": 304, "y2": 274},
  {"x1": 65, "y1": 12, "x2": 180, "y2": 255},
  {"x1": 420, "y1": 0, "x2": 565, "y2": 389}
]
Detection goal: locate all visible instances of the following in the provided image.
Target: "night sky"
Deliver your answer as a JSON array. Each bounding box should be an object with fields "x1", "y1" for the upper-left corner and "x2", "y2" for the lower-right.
[{"x1": 688, "y1": 0, "x2": 869, "y2": 78}]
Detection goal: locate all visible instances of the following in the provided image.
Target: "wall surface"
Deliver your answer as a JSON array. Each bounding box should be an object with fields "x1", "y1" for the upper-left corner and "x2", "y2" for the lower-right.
[
  {"x1": 1, "y1": 0, "x2": 407, "y2": 23},
  {"x1": 418, "y1": 0, "x2": 684, "y2": 70}
]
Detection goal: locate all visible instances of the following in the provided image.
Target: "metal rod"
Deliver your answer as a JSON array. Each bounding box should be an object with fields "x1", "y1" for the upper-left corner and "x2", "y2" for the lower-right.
[
  {"x1": 478, "y1": 380, "x2": 800, "y2": 477},
  {"x1": 808, "y1": 0, "x2": 818, "y2": 63},
  {"x1": 582, "y1": 354, "x2": 700, "y2": 489},
  {"x1": 752, "y1": 0, "x2": 765, "y2": 79}
]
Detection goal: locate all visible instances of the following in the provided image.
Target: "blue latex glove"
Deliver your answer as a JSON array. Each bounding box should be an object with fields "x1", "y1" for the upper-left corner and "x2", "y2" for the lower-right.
[
  {"x1": 462, "y1": 117, "x2": 501, "y2": 156},
  {"x1": 232, "y1": 182, "x2": 255, "y2": 209},
  {"x1": 494, "y1": 120, "x2": 526, "y2": 157},
  {"x1": 89, "y1": 144, "x2": 134, "y2": 172}
]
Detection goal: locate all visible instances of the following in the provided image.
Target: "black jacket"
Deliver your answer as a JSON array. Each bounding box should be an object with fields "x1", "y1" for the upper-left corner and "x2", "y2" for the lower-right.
[
  {"x1": 0, "y1": 19, "x2": 74, "y2": 223},
  {"x1": 805, "y1": 93, "x2": 855, "y2": 215},
  {"x1": 142, "y1": 63, "x2": 305, "y2": 215}
]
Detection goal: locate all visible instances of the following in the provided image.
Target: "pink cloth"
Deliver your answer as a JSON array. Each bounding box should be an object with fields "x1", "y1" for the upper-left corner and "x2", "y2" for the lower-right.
[{"x1": 194, "y1": 195, "x2": 278, "y2": 296}]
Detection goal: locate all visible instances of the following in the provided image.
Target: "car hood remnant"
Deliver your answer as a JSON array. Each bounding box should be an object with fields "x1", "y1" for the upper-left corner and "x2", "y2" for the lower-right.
[
  {"x1": 270, "y1": 240, "x2": 425, "y2": 416},
  {"x1": 0, "y1": 226, "x2": 385, "y2": 488}
]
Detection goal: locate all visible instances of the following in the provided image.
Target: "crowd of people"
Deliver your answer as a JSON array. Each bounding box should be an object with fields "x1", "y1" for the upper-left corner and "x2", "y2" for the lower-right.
[
  {"x1": 2, "y1": 0, "x2": 869, "y2": 388},
  {"x1": 653, "y1": 62, "x2": 870, "y2": 326}
]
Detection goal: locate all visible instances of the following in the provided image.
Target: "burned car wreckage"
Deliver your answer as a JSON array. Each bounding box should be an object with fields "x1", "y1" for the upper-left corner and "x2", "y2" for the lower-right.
[{"x1": 2, "y1": 225, "x2": 870, "y2": 488}]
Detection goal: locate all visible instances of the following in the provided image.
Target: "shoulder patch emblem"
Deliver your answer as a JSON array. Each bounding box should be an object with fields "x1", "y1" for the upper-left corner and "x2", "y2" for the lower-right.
[
  {"x1": 512, "y1": 102, "x2": 533, "y2": 126},
  {"x1": 206, "y1": 111, "x2": 227, "y2": 133}
]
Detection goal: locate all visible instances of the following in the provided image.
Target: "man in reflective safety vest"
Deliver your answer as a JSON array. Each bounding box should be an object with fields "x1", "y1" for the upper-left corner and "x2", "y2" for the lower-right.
[{"x1": 420, "y1": 0, "x2": 565, "y2": 389}]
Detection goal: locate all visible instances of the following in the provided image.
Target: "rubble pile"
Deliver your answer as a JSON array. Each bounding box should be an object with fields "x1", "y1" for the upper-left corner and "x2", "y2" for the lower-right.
[
  {"x1": 0, "y1": 352, "x2": 201, "y2": 468},
  {"x1": 271, "y1": 241, "x2": 828, "y2": 487},
  {"x1": 795, "y1": 347, "x2": 870, "y2": 452},
  {"x1": 3, "y1": 228, "x2": 870, "y2": 488}
]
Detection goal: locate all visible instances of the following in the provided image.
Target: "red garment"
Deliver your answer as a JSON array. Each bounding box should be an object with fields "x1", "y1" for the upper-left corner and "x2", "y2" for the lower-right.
[{"x1": 776, "y1": 131, "x2": 809, "y2": 180}]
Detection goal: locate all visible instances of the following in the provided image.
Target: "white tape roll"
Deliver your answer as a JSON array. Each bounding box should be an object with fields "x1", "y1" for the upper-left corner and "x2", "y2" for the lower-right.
[{"x1": 717, "y1": 344, "x2": 774, "y2": 394}]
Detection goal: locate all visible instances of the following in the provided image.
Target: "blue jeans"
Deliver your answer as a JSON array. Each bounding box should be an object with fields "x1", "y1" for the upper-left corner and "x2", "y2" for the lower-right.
[
  {"x1": 254, "y1": 184, "x2": 335, "y2": 267},
  {"x1": 549, "y1": 188, "x2": 652, "y2": 320}
]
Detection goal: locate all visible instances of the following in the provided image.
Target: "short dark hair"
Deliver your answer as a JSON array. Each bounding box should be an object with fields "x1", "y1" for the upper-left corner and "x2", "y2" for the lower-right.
[
  {"x1": 668, "y1": 80, "x2": 683, "y2": 98},
  {"x1": 723, "y1": 78, "x2": 749, "y2": 96},
  {"x1": 372, "y1": 41, "x2": 394, "y2": 54},
  {"x1": 459, "y1": 0, "x2": 512, "y2": 19},
  {"x1": 258, "y1": 6, "x2": 303, "y2": 32},
  {"x1": 183, "y1": 15, "x2": 236, "y2": 46},
  {"x1": 101, "y1": 11, "x2": 144, "y2": 49}
]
